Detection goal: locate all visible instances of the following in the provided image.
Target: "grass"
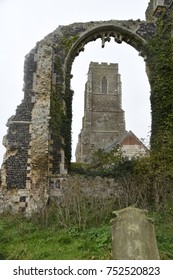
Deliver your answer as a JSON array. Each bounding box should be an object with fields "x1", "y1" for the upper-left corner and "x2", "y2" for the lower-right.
[
  {"x1": 156, "y1": 226, "x2": 173, "y2": 260},
  {"x1": 0, "y1": 211, "x2": 173, "y2": 260},
  {"x1": 154, "y1": 214, "x2": 173, "y2": 260},
  {"x1": 0, "y1": 214, "x2": 112, "y2": 260}
]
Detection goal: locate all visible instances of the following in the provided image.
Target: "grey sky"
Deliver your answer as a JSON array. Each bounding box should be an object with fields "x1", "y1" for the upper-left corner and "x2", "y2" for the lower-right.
[{"x1": 0, "y1": 0, "x2": 150, "y2": 164}]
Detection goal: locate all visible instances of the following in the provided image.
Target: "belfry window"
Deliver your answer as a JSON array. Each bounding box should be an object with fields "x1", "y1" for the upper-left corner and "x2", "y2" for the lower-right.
[{"x1": 102, "y1": 77, "x2": 107, "y2": 94}]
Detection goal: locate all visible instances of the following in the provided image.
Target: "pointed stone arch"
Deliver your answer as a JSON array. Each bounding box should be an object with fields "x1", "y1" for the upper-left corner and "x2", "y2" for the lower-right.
[
  {"x1": 62, "y1": 21, "x2": 149, "y2": 170},
  {"x1": 64, "y1": 22, "x2": 148, "y2": 90},
  {"x1": 1, "y1": 21, "x2": 152, "y2": 189},
  {"x1": 0, "y1": 18, "x2": 159, "y2": 212}
]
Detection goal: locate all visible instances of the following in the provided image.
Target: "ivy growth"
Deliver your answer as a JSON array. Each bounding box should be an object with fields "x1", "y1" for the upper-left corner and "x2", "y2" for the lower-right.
[
  {"x1": 49, "y1": 55, "x2": 64, "y2": 171},
  {"x1": 145, "y1": 7, "x2": 173, "y2": 163},
  {"x1": 50, "y1": 33, "x2": 79, "y2": 171},
  {"x1": 60, "y1": 35, "x2": 79, "y2": 55}
]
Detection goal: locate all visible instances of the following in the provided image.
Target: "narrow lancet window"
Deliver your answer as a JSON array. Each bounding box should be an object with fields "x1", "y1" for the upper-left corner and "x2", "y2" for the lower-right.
[{"x1": 102, "y1": 77, "x2": 107, "y2": 94}]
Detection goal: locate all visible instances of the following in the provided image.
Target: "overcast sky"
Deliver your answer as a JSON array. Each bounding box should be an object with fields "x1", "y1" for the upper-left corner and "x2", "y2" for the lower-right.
[{"x1": 0, "y1": 0, "x2": 150, "y2": 164}]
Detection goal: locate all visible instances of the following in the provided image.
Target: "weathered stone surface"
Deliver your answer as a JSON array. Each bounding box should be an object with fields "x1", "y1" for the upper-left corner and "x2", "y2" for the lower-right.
[
  {"x1": 0, "y1": 1, "x2": 172, "y2": 213},
  {"x1": 27, "y1": 44, "x2": 53, "y2": 190},
  {"x1": 75, "y1": 62, "x2": 125, "y2": 163},
  {"x1": 1, "y1": 17, "x2": 151, "y2": 199},
  {"x1": 0, "y1": 174, "x2": 119, "y2": 214},
  {"x1": 111, "y1": 207, "x2": 160, "y2": 260},
  {"x1": 75, "y1": 63, "x2": 149, "y2": 163}
]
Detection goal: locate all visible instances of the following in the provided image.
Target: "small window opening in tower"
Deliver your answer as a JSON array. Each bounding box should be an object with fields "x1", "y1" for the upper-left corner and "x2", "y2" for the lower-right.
[
  {"x1": 102, "y1": 77, "x2": 107, "y2": 94},
  {"x1": 71, "y1": 39, "x2": 151, "y2": 162}
]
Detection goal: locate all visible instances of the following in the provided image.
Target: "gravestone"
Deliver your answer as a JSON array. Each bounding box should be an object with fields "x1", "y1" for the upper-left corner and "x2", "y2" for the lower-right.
[{"x1": 111, "y1": 207, "x2": 160, "y2": 260}]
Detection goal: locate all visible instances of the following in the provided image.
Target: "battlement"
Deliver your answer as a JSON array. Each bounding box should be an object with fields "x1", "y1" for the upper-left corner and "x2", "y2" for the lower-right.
[{"x1": 89, "y1": 62, "x2": 118, "y2": 69}]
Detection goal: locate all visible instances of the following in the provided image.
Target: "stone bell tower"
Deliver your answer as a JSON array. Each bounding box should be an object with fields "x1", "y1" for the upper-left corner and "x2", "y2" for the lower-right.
[{"x1": 75, "y1": 62, "x2": 126, "y2": 163}]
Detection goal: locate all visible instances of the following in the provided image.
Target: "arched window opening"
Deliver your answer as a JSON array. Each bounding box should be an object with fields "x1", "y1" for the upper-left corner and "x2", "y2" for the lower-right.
[
  {"x1": 71, "y1": 40, "x2": 151, "y2": 162},
  {"x1": 102, "y1": 76, "x2": 107, "y2": 94}
]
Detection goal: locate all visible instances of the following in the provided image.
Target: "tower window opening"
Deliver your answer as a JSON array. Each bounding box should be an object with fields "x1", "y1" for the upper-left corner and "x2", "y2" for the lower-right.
[{"x1": 102, "y1": 77, "x2": 107, "y2": 94}]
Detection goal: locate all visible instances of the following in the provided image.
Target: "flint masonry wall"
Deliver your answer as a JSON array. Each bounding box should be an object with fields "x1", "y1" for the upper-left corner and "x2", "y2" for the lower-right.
[
  {"x1": 1, "y1": 0, "x2": 173, "y2": 213},
  {"x1": 2, "y1": 49, "x2": 37, "y2": 189}
]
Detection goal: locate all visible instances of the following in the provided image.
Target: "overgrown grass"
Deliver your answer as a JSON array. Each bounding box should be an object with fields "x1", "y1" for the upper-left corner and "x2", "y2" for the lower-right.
[
  {"x1": 0, "y1": 213, "x2": 111, "y2": 260},
  {"x1": 0, "y1": 210, "x2": 173, "y2": 260},
  {"x1": 1, "y1": 157, "x2": 173, "y2": 260},
  {"x1": 151, "y1": 208, "x2": 173, "y2": 260}
]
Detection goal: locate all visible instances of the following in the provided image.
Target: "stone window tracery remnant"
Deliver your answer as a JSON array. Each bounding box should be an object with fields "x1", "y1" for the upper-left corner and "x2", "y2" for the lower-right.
[
  {"x1": 102, "y1": 76, "x2": 107, "y2": 94},
  {"x1": 153, "y1": 0, "x2": 166, "y2": 16},
  {"x1": 153, "y1": 0, "x2": 164, "y2": 7}
]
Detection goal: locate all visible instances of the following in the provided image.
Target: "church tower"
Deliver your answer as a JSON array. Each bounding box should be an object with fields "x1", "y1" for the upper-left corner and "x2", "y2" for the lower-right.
[{"x1": 75, "y1": 62, "x2": 126, "y2": 163}]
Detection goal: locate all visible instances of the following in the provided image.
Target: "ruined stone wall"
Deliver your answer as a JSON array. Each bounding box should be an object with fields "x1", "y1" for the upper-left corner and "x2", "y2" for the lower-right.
[
  {"x1": 1, "y1": 49, "x2": 37, "y2": 190},
  {"x1": 0, "y1": 174, "x2": 119, "y2": 214},
  {"x1": 27, "y1": 44, "x2": 53, "y2": 190},
  {"x1": 146, "y1": 0, "x2": 173, "y2": 20},
  {"x1": 165, "y1": 0, "x2": 173, "y2": 6},
  {"x1": 146, "y1": 0, "x2": 155, "y2": 21},
  {"x1": 1, "y1": 2, "x2": 171, "y2": 213}
]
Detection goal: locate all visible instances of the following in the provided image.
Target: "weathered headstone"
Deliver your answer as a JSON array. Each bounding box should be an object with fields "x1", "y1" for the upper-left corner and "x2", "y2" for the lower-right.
[{"x1": 111, "y1": 207, "x2": 160, "y2": 260}]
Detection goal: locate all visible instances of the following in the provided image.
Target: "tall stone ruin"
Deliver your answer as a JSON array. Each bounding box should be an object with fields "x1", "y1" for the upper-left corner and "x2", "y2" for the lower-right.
[{"x1": 0, "y1": 0, "x2": 173, "y2": 213}]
